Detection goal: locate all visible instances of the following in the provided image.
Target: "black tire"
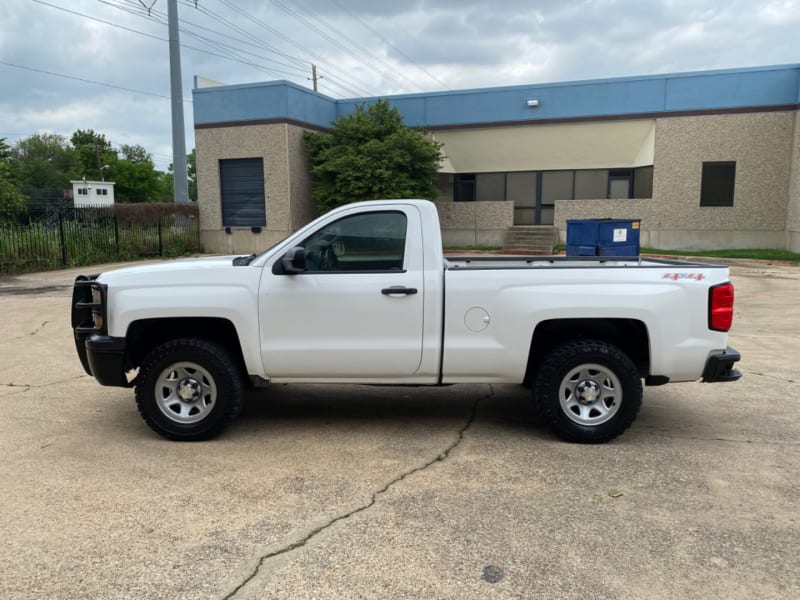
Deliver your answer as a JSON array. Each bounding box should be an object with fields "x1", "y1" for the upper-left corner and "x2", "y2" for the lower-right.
[
  {"x1": 135, "y1": 338, "x2": 244, "y2": 441},
  {"x1": 534, "y1": 339, "x2": 642, "y2": 443}
]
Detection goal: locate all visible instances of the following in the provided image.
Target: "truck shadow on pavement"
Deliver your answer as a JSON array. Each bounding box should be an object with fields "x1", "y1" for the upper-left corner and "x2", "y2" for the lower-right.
[{"x1": 232, "y1": 383, "x2": 553, "y2": 439}]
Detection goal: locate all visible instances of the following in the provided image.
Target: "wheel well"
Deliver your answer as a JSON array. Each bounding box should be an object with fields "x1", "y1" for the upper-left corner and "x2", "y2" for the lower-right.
[
  {"x1": 525, "y1": 318, "x2": 650, "y2": 382},
  {"x1": 124, "y1": 318, "x2": 246, "y2": 375}
]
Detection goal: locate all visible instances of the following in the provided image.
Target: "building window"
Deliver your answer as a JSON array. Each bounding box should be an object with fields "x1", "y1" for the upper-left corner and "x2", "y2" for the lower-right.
[
  {"x1": 475, "y1": 173, "x2": 506, "y2": 201},
  {"x1": 507, "y1": 171, "x2": 537, "y2": 225},
  {"x1": 220, "y1": 158, "x2": 266, "y2": 227},
  {"x1": 435, "y1": 173, "x2": 454, "y2": 201},
  {"x1": 96, "y1": 188, "x2": 108, "y2": 196},
  {"x1": 574, "y1": 170, "x2": 608, "y2": 199},
  {"x1": 633, "y1": 166, "x2": 653, "y2": 199},
  {"x1": 453, "y1": 174, "x2": 476, "y2": 202},
  {"x1": 608, "y1": 169, "x2": 633, "y2": 199},
  {"x1": 700, "y1": 161, "x2": 735, "y2": 207},
  {"x1": 77, "y1": 188, "x2": 88, "y2": 195},
  {"x1": 540, "y1": 170, "x2": 574, "y2": 225}
]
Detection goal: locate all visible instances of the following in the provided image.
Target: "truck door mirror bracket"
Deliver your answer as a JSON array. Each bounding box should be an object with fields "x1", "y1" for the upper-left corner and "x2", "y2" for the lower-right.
[{"x1": 280, "y1": 246, "x2": 307, "y2": 274}]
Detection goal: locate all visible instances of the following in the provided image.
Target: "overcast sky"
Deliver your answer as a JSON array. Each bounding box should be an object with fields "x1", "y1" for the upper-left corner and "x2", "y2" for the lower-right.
[{"x1": 1, "y1": 0, "x2": 798, "y2": 171}]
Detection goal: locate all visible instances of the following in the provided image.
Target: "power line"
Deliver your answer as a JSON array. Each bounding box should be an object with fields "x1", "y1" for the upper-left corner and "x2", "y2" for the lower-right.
[
  {"x1": 32, "y1": 1, "x2": 309, "y2": 81},
  {"x1": 119, "y1": 0, "x2": 308, "y2": 67},
  {"x1": 182, "y1": 30, "x2": 309, "y2": 78},
  {"x1": 184, "y1": 0, "x2": 366, "y2": 96},
  {"x1": 328, "y1": 0, "x2": 449, "y2": 90},
  {"x1": 35, "y1": 0, "x2": 412, "y2": 100},
  {"x1": 116, "y1": 0, "x2": 386, "y2": 98},
  {"x1": 264, "y1": 0, "x2": 423, "y2": 92},
  {"x1": 121, "y1": 3, "x2": 311, "y2": 79},
  {"x1": 103, "y1": 0, "x2": 370, "y2": 96},
  {"x1": 0, "y1": 60, "x2": 189, "y2": 102},
  {"x1": 104, "y1": 0, "x2": 310, "y2": 73},
  {"x1": 133, "y1": 4, "x2": 310, "y2": 72},
  {"x1": 287, "y1": 0, "x2": 431, "y2": 93},
  {"x1": 204, "y1": 0, "x2": 377, "y2": 97}
]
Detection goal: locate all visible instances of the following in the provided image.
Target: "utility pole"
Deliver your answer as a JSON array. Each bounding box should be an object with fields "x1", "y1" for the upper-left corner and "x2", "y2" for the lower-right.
[
  {"x1": 95, "y1": 141, "x2": 102, "y2": 180},
  {"x1": 167, "y1": 0, "x2": 189, "y2": 203},
  {"x1": 310, "y1": 64, "x2": 323, "y2": 92}
]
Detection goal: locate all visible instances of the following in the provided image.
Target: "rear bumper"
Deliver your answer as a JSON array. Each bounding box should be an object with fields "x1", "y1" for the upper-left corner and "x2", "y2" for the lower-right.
[{"x1": 701, "y1": 347, "x2": 742, "y2": 383}]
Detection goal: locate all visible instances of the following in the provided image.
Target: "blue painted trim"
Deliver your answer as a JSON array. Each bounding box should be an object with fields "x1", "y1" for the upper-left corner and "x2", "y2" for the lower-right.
[{"x1": 193, "y1": 64, "x2": 800, "y2": 130}]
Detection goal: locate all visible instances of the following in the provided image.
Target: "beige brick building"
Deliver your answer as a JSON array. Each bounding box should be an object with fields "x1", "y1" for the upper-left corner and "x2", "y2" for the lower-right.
[{"x1": 193, "y1": 65, "x2": 800, "y2": 254}]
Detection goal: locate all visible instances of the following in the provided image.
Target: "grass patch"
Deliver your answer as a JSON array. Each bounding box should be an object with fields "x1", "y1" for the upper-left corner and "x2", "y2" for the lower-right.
[{"x1": 640, "y1": 248, "x2": 800, "y2": 262}]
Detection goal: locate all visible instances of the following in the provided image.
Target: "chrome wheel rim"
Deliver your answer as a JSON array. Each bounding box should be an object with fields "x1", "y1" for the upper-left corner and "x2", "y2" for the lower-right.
[
  {"x1": 559, "y1": 363, "x2": 622, "y2": 426},
  {"x1": 155, "y1": 362, "x2": 217, "y2": 424}
]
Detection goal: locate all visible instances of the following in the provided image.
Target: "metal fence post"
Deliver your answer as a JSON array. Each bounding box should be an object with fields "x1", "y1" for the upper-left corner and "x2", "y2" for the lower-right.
[
  {"x1": 196, "y1": 210, "x2": 200, "y2": 251},
  {"x1": 114, "y1": 215, "x2": 119, "y2": 252},
  {"x1": 158, "y1": 218, "x2": 163, "y2": 256},
  {"x1": 58, "y1": 209, "x2": 67, "y2": 266}
]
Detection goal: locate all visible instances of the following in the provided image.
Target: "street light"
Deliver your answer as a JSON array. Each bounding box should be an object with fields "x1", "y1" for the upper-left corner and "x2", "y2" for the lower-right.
[{"x1": 100, "y1": 165, "x2": 109, "y2": 181}]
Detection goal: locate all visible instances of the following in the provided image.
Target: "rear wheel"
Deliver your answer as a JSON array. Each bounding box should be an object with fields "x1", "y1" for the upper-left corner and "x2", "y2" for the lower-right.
[
  {"x1": 534, "y1": 340, "x2": 642, "y2": 443},
  {"x1": 135, "y1": 338, "x2": 244, "y2": 441}
]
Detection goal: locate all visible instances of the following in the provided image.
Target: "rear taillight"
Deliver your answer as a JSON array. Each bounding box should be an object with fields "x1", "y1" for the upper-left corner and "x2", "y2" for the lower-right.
[{"x1": 709, "y1": 282, "x2": 734, "y2": 332}]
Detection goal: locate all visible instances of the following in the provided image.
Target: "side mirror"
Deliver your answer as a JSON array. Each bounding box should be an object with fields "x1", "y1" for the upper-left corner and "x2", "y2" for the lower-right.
[{"x1": 281, "y1": 246, "x2": 307, "y2": 274}]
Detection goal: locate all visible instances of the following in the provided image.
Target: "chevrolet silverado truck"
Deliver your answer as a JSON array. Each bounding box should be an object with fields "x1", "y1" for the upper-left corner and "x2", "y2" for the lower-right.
[{"x1": 72, "y1": 199, "x2": 741, "y2": 443}]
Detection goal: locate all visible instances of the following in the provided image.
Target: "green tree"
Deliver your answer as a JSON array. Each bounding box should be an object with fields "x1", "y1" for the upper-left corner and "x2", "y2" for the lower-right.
[
  {"x1": 187, "y1": 148, "x2": 197, "y2": 202},
  {"x1": 112, "y1": 158, "x2": 164, "y2": 202},
  {"x1": 0, "y1": 137, "x2": 13, "y2": 162},
  {"x1": 9, "y1": 130, "x2": 176, "y2": 204},
  {"x1": 304, "y1": 99, "x2": 442, "y2": 213},
  {"x1": 0, "y1": 138, "x2": 25, "y2": 213},
  {"x1": 0, "y1": 163, "x2": 25, "y2": 213},
  {"x1": 13, "y1": 133, "x2": 77, "y2": 190},
  {"x1": 70, "y1": 129, "x2": 115, "y2": 181},
  {"x1": 159, "y1": 170, "x2": 174, "y2": 202},
  {"x1": 120, "y1": 144, "x2": 151, "y2": 164},
  {"x1": 166, "y1": 148, "x2": 197, "y2": 201}
]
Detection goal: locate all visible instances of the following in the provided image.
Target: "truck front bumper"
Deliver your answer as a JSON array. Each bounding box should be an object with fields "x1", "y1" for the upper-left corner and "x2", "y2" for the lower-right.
[
  {"x1": 701, "y1": 347, "x2": 742, "y2": 383},
  {"x1": 75, "y1": 334, "x2": 131, "y2": 387},
  {"x1": 72, "y1": 275, "x2": 131, "y2": 388}
]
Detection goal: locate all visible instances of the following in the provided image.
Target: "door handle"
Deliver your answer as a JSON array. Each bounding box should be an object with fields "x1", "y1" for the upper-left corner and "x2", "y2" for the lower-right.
[{"x1": 381, "y1": 286, "x2": 418, "y2": 296}]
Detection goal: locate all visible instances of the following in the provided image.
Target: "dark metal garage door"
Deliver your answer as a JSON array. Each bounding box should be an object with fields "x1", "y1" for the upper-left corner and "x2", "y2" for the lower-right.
[{"x1": 220, "y1": 158, "x2": 266, "y2": 227}]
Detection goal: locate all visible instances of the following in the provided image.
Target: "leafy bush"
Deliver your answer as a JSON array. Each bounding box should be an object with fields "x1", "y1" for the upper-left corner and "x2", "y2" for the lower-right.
[{"x1": 304, "y1": 99, "x2": 443, "y2": 213}]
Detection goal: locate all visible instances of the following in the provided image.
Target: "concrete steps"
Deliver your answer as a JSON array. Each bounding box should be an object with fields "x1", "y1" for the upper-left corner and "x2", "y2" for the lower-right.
[{"x1": 502, "y1": 225, "x2": 557, "y2": 255}]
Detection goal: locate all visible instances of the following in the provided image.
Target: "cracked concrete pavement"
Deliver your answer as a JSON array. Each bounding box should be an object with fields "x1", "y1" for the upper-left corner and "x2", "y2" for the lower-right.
[
  {"x1": 1, "y1": 260, "x2": 798, "y2": 599},
  {"x1": 225, "y1": 391, "x2": 484, "y2": 600}
]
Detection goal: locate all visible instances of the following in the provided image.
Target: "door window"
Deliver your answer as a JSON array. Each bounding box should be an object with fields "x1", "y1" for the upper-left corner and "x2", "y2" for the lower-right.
[{"x1": 300, "y1": 211, "x2": 407, "y2": 272}]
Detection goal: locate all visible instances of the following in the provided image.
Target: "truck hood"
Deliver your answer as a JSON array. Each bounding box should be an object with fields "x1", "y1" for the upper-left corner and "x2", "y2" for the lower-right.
[{"x1": 97, "y1": 255, "x2": 250, "y2": 286}]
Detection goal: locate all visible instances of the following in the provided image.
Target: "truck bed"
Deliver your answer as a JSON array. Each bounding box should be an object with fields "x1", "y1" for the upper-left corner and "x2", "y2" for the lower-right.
[{"x1": 444, "y1": 255, "x2": 727, "y2": 270}]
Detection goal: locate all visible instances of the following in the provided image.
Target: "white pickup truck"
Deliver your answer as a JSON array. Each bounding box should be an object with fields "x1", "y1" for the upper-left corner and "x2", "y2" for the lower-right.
[{"x1": 72, "y1": 199, "x2": 741, "y2": 443}]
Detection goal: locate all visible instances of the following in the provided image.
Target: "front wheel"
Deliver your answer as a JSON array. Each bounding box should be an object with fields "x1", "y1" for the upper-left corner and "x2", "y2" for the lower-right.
[
  {"x1": 135, "y1": 338, "x2": 244, "y2": 441},
  {"x1": 534, "y1": 340, "x2": 642, "y2": 443}
]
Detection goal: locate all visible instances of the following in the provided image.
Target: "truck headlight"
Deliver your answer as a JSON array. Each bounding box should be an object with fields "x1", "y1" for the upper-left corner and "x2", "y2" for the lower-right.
[{"x1": 91, "y1": 287, "x2": 104, "y2": 330}]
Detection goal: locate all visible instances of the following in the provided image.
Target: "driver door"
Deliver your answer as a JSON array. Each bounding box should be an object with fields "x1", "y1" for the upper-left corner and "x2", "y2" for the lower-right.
[{"x1": 258, "y1": 207, "x2": 425, "y2": 379}]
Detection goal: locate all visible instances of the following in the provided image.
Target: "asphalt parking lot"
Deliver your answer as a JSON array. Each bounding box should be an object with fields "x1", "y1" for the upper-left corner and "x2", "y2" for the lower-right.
[{"x1": 1, "y1": 259, "x2": 798, "y2": 599}]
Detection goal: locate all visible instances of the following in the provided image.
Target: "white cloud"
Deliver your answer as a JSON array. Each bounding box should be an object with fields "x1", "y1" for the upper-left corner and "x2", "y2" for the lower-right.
[
  {"x1": 757, "y1": 0, "x2": 800, "y2": 24},
  {"x1": 1, "y1": 0, "x2": 798, "y2": 171}
]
